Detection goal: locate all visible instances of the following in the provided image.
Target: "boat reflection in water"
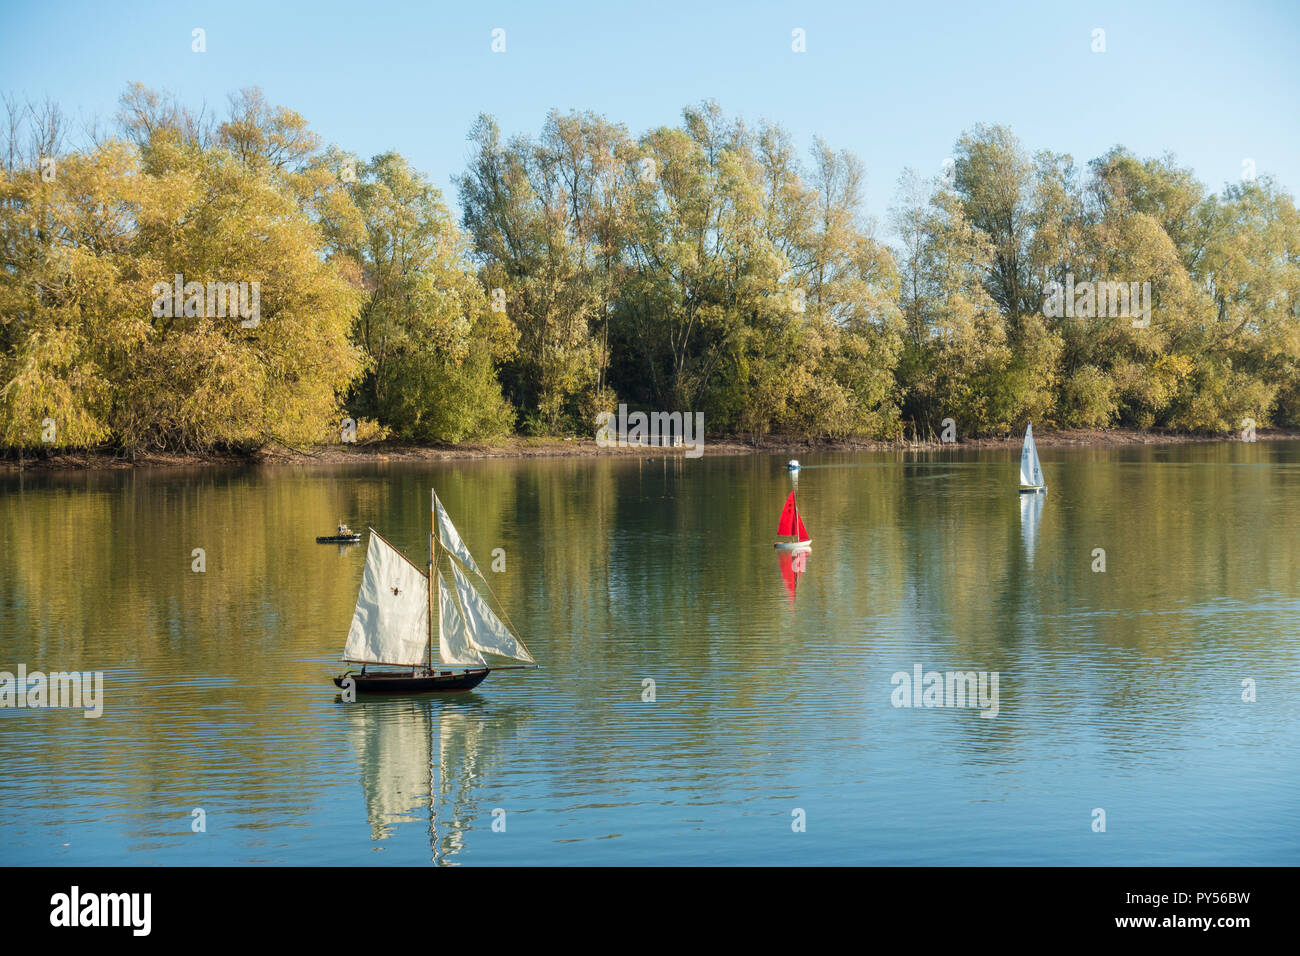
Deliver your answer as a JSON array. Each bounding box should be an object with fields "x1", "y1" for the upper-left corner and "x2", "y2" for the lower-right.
[
  {"x1": 777, "y1": 548, "x2": 808, "y2": 608},
  {"x1": 1019, "y1": 488, "x2": 1044, "y2": 567},
  {"x1": 343, "y1": 696, "x2": 523, "y2": 864}
]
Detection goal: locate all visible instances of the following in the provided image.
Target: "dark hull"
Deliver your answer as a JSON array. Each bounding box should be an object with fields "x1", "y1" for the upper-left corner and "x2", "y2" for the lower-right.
[
  {"x1": 317, "y1": 535, "x2": 362, "y2": 543},
  {"x1": 334, "y1": 669, "x2": 490, "y2": 693}
]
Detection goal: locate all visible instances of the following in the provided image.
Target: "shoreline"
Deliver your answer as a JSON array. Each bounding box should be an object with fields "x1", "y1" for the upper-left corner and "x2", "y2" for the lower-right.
[{"x1": 3, "y1": 427, "x2": 1297, "y2": 473}]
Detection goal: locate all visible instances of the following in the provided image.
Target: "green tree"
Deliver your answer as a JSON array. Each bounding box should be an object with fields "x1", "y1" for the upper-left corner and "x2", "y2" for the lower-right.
[{"x1": 348, "y1": 152, "x2": 515, "y2": 442}]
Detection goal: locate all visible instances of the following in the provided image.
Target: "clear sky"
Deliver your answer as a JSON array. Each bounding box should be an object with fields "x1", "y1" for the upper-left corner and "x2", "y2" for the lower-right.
[{"x1": 2, "y1": 0, "x2": 1297, "y2": 222}]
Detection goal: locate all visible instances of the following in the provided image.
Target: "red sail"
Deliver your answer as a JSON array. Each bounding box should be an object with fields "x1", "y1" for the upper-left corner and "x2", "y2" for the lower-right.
[
  {"x1": 777, "y1": 491, "x2": 798, "y2": 536},
  {"x1": 796, "y1": 514, "x2": 809, "y2": 541}
]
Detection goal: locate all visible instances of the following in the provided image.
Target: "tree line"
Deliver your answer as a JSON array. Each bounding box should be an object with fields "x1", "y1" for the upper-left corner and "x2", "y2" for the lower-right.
[{"x1": 2, "y1": 84, "x2": 1297, "y2": 455}]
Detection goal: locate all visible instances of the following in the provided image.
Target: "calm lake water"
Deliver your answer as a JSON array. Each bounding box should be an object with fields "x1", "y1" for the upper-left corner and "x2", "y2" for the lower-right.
[{"x1": 2, "y1": 442, "x2": 1298, "y2": 865}]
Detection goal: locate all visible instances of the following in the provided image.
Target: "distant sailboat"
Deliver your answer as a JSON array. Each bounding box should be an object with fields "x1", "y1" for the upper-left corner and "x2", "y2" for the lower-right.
[
  {"x1": 333, "y1": 490, "x2": 537, "y2": 693},
  {"x1": 774, "y1": 490, "x2": 812, "y2": 551},
  {"x1": 1019, "y1": 423, "x2": 1046, "y2": 494}
]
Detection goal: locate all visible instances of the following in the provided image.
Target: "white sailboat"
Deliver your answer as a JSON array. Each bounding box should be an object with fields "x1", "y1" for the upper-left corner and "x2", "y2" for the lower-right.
[
  {"x1": 1018, "y1": 423, "x2": 1046, "y2": 494},
  {"x1": 333, "y1": 489, "x2": 536, "y2": 693}
]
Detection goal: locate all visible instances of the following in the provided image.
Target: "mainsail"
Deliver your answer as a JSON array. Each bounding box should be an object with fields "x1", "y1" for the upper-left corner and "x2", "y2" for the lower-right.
[
  {"x1": 778, "y1": 491, "x2": 798, "y2": 536},
  {"x1": 777, "y1": 491, "x2": 810, "y2": 541},
  {"x1": 1020, "y1": 423, "x2": 1043, "y2": 488},
  {"x1": 343, "y1": 533, "x2": 430, "y2": 666}
]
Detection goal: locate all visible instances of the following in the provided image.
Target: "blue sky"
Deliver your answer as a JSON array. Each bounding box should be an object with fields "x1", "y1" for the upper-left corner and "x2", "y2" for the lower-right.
[{"x1": 2, "y1": 0, "x2": 1297, "y2": 223}]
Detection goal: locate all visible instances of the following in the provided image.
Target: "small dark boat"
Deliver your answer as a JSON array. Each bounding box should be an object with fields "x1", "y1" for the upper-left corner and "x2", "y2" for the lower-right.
[
  {"x1": 318, "y1": 521, "x2": 362, "y2": 544},
  {"x1": 334, "y1": 668, "x2": 489, "y2": 693}
]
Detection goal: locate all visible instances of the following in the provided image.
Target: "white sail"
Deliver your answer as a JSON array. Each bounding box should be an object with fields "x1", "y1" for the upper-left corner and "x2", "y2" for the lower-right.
[
  {"x1": 438, "y1": 571, "x2": 487, "y2": 667},
  {"x1": 435, "y1": 494, "x2": 480, "y2": 575},
  {"x1": 450, "y1": 560, "x2": 535, "y2": 663},
  {"x1": 343, "y1": 533, "x2": 430, "y2": 666},
  {"x1": 1020, "y1": 423, "x2": 1044, "y2": 488}
]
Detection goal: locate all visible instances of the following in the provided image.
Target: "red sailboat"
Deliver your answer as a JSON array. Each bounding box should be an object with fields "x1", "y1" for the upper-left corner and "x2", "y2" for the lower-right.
[{"x1": 774, "y1": 490, "x2": 812, "y2": 551}]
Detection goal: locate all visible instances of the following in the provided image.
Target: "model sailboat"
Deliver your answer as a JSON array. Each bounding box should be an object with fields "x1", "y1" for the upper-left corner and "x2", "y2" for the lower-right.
[
  {"x1": 774, "y1": 490, "x2": 812, "y2": 551},
  {"x1": 333, "y1": 490, "x2": 536, "y2": 693},
  {"x1": 1019, "y1": 423, "x2": 1046, "y2": 493}
]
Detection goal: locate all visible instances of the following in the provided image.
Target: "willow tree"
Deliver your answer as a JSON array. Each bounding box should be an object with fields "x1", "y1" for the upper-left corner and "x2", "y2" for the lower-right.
[
  {"x1": 891, "y1": 170, "x2": 1019, "y2": 437},
  {"x1": 789, "y1": 138, "x2": 903, "y2": 439},
  {"x1": 457, "y1": 114, "x2": 611, "y2": 434},
  {"x1": 951, "y1": 125, "x2": 1058, "y2": 427},
  {"x1": 1183, "y1": 177, "x2": 1300, "y2": 429},
  {"x1": 0, "y1": 89, "x2": 365, "y2": 454},
  {"x1": 347, "y1": 151, "x2": 515, "y2": 442},
  {"x1": 615, "y1": 103, "x2": 792, "y2": 427}
]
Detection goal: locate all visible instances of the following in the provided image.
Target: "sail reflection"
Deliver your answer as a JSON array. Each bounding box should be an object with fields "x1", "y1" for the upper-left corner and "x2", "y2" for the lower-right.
[
  {"x1": 346, "y1": 699, "x2": 428, "y2": 841},
  {"x1": 344, "y1": 696, "x2": 524, "y2": 864},
  {"x1": 1019, "y1": 490, "x2": 1044, "y2": 566},
  {"x1": 777, "y1": 549, "x2": 808, "y2": 608}
]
